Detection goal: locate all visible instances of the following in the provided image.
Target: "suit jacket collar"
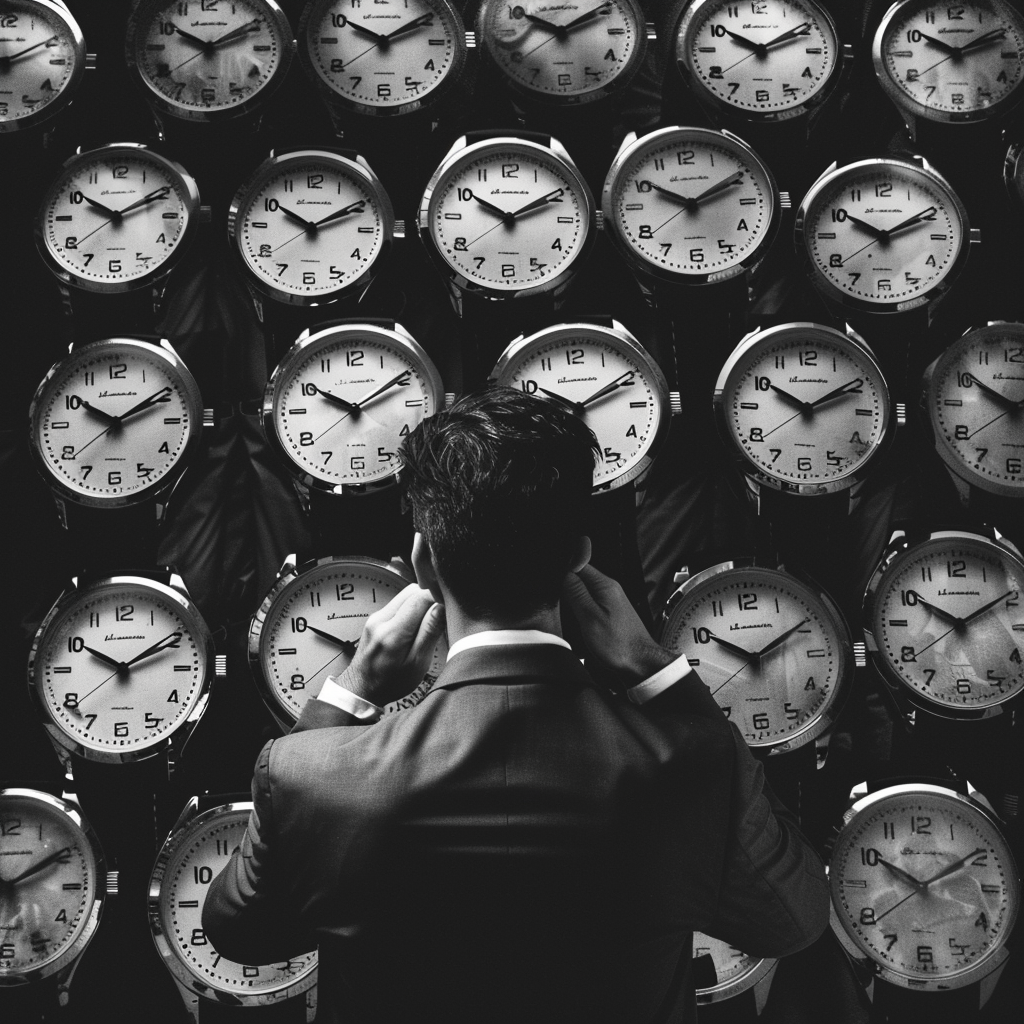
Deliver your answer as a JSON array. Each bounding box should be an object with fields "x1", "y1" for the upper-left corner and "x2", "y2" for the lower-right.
[{"x1": 431, "y1": 643, "x2": 592, "y2": 693}]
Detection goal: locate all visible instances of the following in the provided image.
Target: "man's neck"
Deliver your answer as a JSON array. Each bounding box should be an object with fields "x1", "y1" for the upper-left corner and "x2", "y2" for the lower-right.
[{"x1": 443, "y1": 605, "x2": 563, "y2": 650}]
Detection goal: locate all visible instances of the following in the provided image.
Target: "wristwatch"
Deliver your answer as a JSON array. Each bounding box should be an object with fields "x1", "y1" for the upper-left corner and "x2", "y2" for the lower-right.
[
  {"x1": 34, "y1": 141, "x2": 206, "y2": 344},
  {"x1": 919, "y1": 320, "x2": 1024, "y2": 527},
  {"x1": 248, "y1": 552, "x2": 447, "y2": 731},
  {"x1": 148, "y1": 795, "x2": 317, "y2": 1023},
  {"x1": 27, "y1": 335, "x2": 212, "y2": 568},
  {"x1": 0, "y1": 785, "x2": 117, "y2": 1022},
  {"x1": 692, "y1": 930, "x2": 779, "y2": 1020},
  {"x1": 660, "y1": 559, "x2": 859, "y2": 765},
  {"x1": 228, "y1": 147, "x2": 402, "y2": 364},
  {"x1": 418, "y1": 129, "x2": 597, "y2": 386},
  {"x1": 828, "y1": 777, "x2": 1020, "y2": 1022},
  {"x1": 862, "y1": 525, "x2": 1024, "y2": 723},
  {"x1": 262, "y1": 318, "x2": 444, "y2": 556},
  {"x1": 663, "y1": 0, "x2": 852, "y2": 194}
]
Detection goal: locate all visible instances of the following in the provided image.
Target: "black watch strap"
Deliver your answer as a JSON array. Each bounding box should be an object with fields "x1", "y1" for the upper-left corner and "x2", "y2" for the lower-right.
[
  {"x1": 870, "y1": 977, "x2": 981, "y2": 1023},
  {"x1": 304, "y1": 487, "x2": 413, "y2": 564}
]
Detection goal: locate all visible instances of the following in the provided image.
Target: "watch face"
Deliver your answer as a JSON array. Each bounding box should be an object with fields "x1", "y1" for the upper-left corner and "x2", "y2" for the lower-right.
[
  {"x1": 29, "y1": 577, "x2": 213, "y2": 762},
  {"x1": 229, "y1": 149, "x2": 393, "y2": 305},
  {"x1": 29, "y1": 338, "x2": 204, "y2": 508},
  {"x1": 874, "y1": 0, "x2": 1024, "y2": 122},
  {"x1": 300, "y1": 0, "x2": 467, "y2": 114},
  {"x1": 692, "y1": 931, "x2": 773, "y2": 1001},
  {"x1": 151, "y1": 803, "x2": 317, "y2": 1000},
  {"x1": 602, "y1": 126, "x2": 779, "y2": 282},
  {"x1": 865, "y1": 531, "x2": 1024, "y2": 713},
  {"x1": 477, "y1": 0, "x2": 646, "y2": 102},
  {"x1": 924, "y1": 322, "x2": 1024, "y2": 499},
  {"x1": 265, "y1": 322, "x2": 443, "y2": 491},
  {"x1": 0, "y1": 0, "x2": 88, "y2": 131},
  {"x1": 490, "y1": 322, "x2": 670, "y2": 490},
  {"x1": 676, "y1": 0, "x2": 840, "y2": 118},
  {"x1": 36, "y1": 143, "x2": 201, "y2": 293},
  {"x1": 830, "y1": 783, "x2": 1020, "y2": 988},
  {"x1": 421, "y1": 135, "x2": 594, "y2": 296},
  {"x1": 250, "y1": 555, "x2": 447, "y2": 723},
  {"x1": 126, "y1": 0, "x2": 294, "y2": 120},
  {"x1": 716, "y1": 322, "x2": 892, "y2": 491},
  {"x1": 796, "y1": 157, "x2": 969, "y2": 311},
  {"x1": 0, "y1": 790, "x2": 104, "y2": 981},
  {"x1": 661, "y1": 564, "x2": 851, "y2": 750}
]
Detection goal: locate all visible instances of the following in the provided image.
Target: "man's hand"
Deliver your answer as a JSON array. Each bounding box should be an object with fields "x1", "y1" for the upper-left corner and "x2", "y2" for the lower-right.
[
  {"x1": 562, "y1": 565, "x2": 676, "y2": 688},
  {"x1": 333, "y1": 585, "x2": 445, "y2": 707}
]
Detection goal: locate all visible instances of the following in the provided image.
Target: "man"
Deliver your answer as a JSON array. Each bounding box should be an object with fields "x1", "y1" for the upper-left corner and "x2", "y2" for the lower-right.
[{"x1": 204, "y1": 389, "x2": 829, "y2": 1024}]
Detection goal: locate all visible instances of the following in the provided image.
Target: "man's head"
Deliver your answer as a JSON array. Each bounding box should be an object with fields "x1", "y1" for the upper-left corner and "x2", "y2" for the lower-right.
[{"x1": 400, "y1": 387, "x2": 599, "y2": 620}]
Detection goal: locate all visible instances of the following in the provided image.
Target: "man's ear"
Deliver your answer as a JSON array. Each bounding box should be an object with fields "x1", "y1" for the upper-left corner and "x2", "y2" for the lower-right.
[
  {"x1": 411, "y1": 531, "x2": 444, "y2": 604},
  {"x1": 570, "y1": 535, "x2": 591, "y2": 573}
]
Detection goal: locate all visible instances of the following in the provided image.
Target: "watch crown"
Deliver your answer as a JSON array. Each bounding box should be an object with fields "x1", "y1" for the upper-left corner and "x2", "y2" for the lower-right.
[
  {"x1": 669, "y1": 392, "x2": 682, "y2": 415},
  {"x1": 215, "y1": 655, "x2": 227, "y2": 677},
  {"x1": 394, "y1": 219, "x2": 406, "y2": 240},
  {"x1": 199, "y1": 205, "x2": 212, "y2": 225},
  {"x1": 202, "y1": 408, "x2": 215, "y2": 428},
  {"x1": 896, "y1": 402, "x2": 907, "y2": 426},
  {"x1": 106, "y1": 871, "x2": 119, "y2": 895},
  {"x1": 85, "y1": 53, "x2": 98, "y2": 71},
  {"x1": 969, "y1": 228, "x2": 981, "y2": 245},
  {"x1": 444, "y1": 392, "x2": 456, "y2": 409},
  {"x1": 646, "y1": 22, "x2": 657, "y2": 43},
  {"x1": 779, "y1": 192, "x2": 792, "y2": 210},
  {"x1": 852, "y1": 641, "x2": 867, "y2": 669},
  {"x1": 465, "y1": 30, "x2": 476, "y2": 48},
  {"x1": 595, "y1": 210, "x2": 604, "y2": 232}
]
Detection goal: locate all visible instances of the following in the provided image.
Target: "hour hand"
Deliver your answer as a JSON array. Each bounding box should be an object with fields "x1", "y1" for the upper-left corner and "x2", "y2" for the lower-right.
[
  {"x1": 174, "y1": 26, "x2": 211, "y2": 49},
  {"x1": 965, "y1": 374, "x2": 1018, "y2": 408},
  {"x1": 768, "y1": 384, "x2": 812, "y2": 413},
  {"x1": 76, "y1": 397, "x2": 119, "y2": 423},
  {"x1": 877, "y1": 856, "x2": 924, "y2": 891},
  {"x1": 83, "y1": 645, "x2": 128, "y2": 672},
  {"x1": 346, "y1": 19, "x2": 389, "y2": 44},
  {"x1": 843, "y1": 213, "x2": 887, "y2": 240},
  {"x1": 722, "y1": 28, "x2": 765, "y2": 55},
  {"x1": 906, "y1": 590, "x2": 964, "y2": 628},
  {"x1": 82, "y1": 195, "x2": 121, "y2": 221},
  {"x1": 644, "y1": 181, "x2": 695, "y2": 208},
  {"x1": 306, "y1": 624, "x2": 358, "y2": 656},
  {"x1": 312, "y1": 385, "x2": 360, "y2": 414},
  {"x1": 708, "y1": 634, "x2": 759, "y2": 662},
  {"x1": 277, "y1": 204, "x2": 317, "y2": 231},
  {"x1": 537, "y1": 387, "x2": 583, "y2": 416}
]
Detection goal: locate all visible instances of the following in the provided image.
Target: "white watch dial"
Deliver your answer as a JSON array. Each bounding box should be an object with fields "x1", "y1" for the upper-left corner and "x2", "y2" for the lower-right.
[
  {"x1": 0, "y1": 0, "x2": 85, "y2": 127},
  {"x1": 157, "y1": 807, "x2": 317, "y2": 992},
  {"x1": 233, "y1": 152, "x2": 389, "y2": 300},
  {"x1": 479, "y1": 0, "x2": 644, "y2": 99},
  {"x1": 799, "y1": 159, "x2": 967, "y2": 307},
  {"x1": 32, "y1": 580, "x2": 209, "y2": 756},
  {"x1": 39, "y1": 146, "x2": 198, "y2": 288},
  {"x1": 830, "y1": 786, "x2": 1019, "y2": 983},
  {"x1": 426, "y1": 140, "x2": 591, "y2": 291},
  {"x1": 677, "y1": 0, "x2": 839, "y2": 114},
  {"x1": 303, "y1": 0, "x2": 464, "y2": 109},
  {"x1": 605, "y1": 127, "x2": 776, "y2": 278},
  {"x1": 128, "y1": 0, "x2": 292, "y2": 116},
  {"x1": 692, "y1": 931, "x2": 766, "y2": 994},
  {"x1": 877, "y1": 0, "x2": 1024, "y2": 118},
  {"x1": 30, "y1": 341, "x2": 201, "y2": 503},
  {"x1": 720, "y1": 326, "x2": 890, "y2": 485}
]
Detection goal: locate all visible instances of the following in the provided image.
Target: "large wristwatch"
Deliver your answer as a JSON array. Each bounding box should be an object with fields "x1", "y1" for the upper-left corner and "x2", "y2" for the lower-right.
[
  {"x1": 692, "y1": 931, "x2": 779, "y2": 1020},
  {"x1": 149, "y1": 795, "x2": 317, "y2": 1023}
]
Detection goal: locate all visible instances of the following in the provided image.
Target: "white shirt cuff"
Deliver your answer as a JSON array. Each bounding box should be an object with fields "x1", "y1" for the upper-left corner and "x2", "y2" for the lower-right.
[
  {"x1": 626, "y1": 653, "x2": 691, "y2": 704},
  {"x1": 317, "y1": 676, "x2": 384, "y2": 722}
]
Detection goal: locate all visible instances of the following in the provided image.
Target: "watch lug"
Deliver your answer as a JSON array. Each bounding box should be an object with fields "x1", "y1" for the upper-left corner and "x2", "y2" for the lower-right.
[
  {"x1": 613, "y1": 131, "x2": 637, "y2": 160},
  {"x1": 167, "y1": 572, "x2": 187, "y2": 596},
  {"x1": 672, "y1": 567, "x2": 691, "y2": 586},
  {"x1": 815, "y1": 730, "x2": 831, "y2": 770},
  {"x1": 753, "y1": 958, "x2": 779, "y2": 1014},
  {"x1": 979, "y1": 948, "x2": 1009, "y2": 1008},
  {"x1": 279, "y1": 553, "x2": 299, "y2": 577},
  {"x1": 170, "y1": 976, "x2": 201, "y2": 1024},
  {"x1": 170, "y1": 795, "x2": 200, "y2": 834}
]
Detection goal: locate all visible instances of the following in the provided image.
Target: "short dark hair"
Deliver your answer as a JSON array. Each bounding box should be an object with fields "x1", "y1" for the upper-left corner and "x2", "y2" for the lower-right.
[{"x1": 399, "y1": 387, "x2": 599, "y2": 618}]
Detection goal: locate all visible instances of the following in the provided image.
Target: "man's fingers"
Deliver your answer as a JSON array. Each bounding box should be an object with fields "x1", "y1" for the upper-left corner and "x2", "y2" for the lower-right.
[
  {"x1": 409, "y1": 603, "x2": 446, "y2": 665},
  {"x1": 370, "y1": 583, "x2": 426, "y2": 623}
]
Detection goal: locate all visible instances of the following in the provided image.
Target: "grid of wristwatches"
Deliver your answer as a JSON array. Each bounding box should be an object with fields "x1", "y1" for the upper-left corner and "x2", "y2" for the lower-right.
[
  {"x1": 0, "y1": 786, "x2": 117, "y2": 1008},
  {"x1": 27, "y1": 570, "x2": 224, "y2": 776},
  {"x1": 714, "y1": 321, "x2": 901, "y2": 509},
  {"x1": 0, "y1": 0, "x2": 94, "y2": 133},
  {"x1": 862, "y1": 525, "x2": 1024, "y2": 722},
  {"x1": 660, "y1": 559, "x2": 860, "y2": 762},
  {"x1": 829, "y1": 778, "x2": 1019, "y2": 1005},
  {"x1": 249, "y1": 553, "x2": 447, "y2": 731},
  {"x1": 149, "y1": 796, "x2": 318, "y2": 1021},
  {"x1": 489, "y1": 319, "x2": 679, "y2": 493}
]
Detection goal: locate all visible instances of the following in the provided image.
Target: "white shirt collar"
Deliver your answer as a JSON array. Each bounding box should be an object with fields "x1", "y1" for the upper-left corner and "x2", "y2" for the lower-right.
[{"x1": 446, "y1": 629, "x2": 571, "y2": 661}]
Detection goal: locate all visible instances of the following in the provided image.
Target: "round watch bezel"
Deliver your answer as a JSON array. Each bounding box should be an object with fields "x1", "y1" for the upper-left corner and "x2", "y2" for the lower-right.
[
  {"x1": 0, "y1": 787, "x2": 111, "y2": 986},
  {"x1": 262, "y1": 320, "x2": 443, "y2": 495},
  {"x1": 297, "y1": 0, "x2": 469, "y2": 118},
  {"x1": 862, "y1": 528, "x2": 1024, "y2": 718},
  {"x1": 419, "y1": 133, "x2": 596, "y2": 301},
  {"x1": 921, "y1": 320, "x2": 1024, "y2": 500},
  {"x1": 601, "y1": 125, "x2": 782, "y2": 286},
  {"x1": 124, "y1": 0, "x2": 296, "y2": 123},
  {"x1": 692, "y1": 930, "x2": 777, "y2": 1005},
  {"x1": 489, "y1": 320, "x2": 673, "y2": 492},
  {"x1": 34, "y1": 142, "x2": 203, "y2": 295},
  {"x1": 713, "y1": 321, "x2": 895, "y2": 496},
  {"x1": 828, "y1": 781, "x2": 1020, "y2": 991},
  {"x1": 148, "y1": 800, "x2": 318, "y2": 1005},
  {"x1": 27, "y1": 336, "x2": 206, "y2": 510},
  {"x1": 475, "y1": 0, "x2": 648, "y2": 106},
  {"x1": 0, "y1": 0, "x2": 89, "y2": 134},
  {"x1": 660, "y1": 560, "x2": 854, "y2": 753},
  {"x1": 872, "y1": 0, "x2": 1024, "y2": 126},
  {"x1": 672, "y1": 0, "x2": 845, "y2": 125},
  {"x1": 27, "y1": 574, "x2": 215, "y2": 765},
  {"x1": 227, "y1": 148, "x2": 396, "y2": 308},
  {"x1": 794, "y1": 156, "x2": 973, "y2": 314},
  {"x1": 1004, "y1": 137, "x2": 1024, "y2": 207}
]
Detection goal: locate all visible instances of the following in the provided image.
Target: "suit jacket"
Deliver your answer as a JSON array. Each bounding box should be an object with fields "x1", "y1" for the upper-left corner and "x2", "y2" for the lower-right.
[{"x1": 203, "y1": 645, "x2": 828, "y2": 1024}]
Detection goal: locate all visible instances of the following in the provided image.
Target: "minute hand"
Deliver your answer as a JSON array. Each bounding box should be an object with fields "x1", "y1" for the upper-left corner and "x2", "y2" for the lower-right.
[
  {"x1": 763, "y1": 22, "x2": 812, "y2": 48},
  {"x1": 885, "y1": 206, "x2": 937, "y2": 237},
  {"x1": 959, "y1": 28, "x2": 1007, "y2": 56},
  {"x1": 919, "y1": 848, "x2": 987, "y2": 888},
  {"x1": 562, "y1": 3, "x2": 613, "y2": 32},
  {"x1": 961, "y1": 589, "x2": 1016, "y2": 627},
  {"x1": 807, "y1": 378, "x2": 863, "y2": 410},
  {"x1": 755, "y1": 618, "x2": 810, "y2": 658},
  {"x1": 691, "y1": 172, "x2": 744, "y2": 205},
  {"x1": 354, "y1": 370, "x2": 412, "y2": 408},
  {"x1": 579, "y1": 371, "x2": 635, "y2": 408},
  {"x1": 509, "y1": 188, "x2": 564, "y2": 219}
]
